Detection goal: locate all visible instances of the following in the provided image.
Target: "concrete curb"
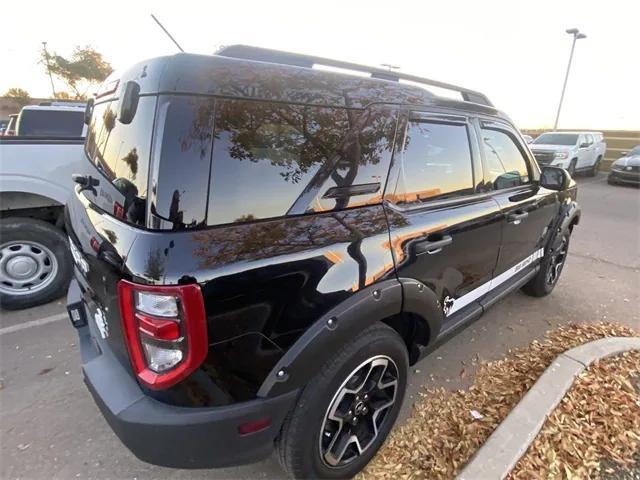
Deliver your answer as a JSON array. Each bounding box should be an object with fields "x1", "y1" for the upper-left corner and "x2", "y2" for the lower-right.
[{"x1": 457, "y1": 336, "x2": 640, "y2": 480}]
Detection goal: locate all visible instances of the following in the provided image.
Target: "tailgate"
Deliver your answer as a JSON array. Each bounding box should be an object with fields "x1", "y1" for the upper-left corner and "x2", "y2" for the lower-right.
[{"x1": 66, "y1": 186, "x2": 138, "y2": 372}]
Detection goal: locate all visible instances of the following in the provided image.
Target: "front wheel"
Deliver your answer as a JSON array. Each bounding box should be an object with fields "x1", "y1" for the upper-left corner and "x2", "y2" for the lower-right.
[
  {"x1": 522, "y1": 233, "x2": 570, "y2": 297},
  {"x1": 277, "y1": 323, "x2": 408, "y2": 479},
  {"x1": 567, "y1": 159, "x2": 577, "y2": 177},
  {"x1": 0, "y1": 218, "x2": 72, "y2": 310}
]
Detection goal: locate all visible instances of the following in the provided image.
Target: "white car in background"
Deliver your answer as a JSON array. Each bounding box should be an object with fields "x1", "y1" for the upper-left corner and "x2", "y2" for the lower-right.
[{"x1": 530, "y1": 131, "x2": 606, "y2": 176}]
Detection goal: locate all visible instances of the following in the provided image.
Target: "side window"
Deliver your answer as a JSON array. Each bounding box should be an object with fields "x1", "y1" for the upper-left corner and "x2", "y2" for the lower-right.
[
  {"x1": 585, "y1": 134, "x2": 593, "y2": 145},
  {"x1": 207, "y1": 100, "x2": 395, "y2": 225},
  {"x1": 480, "y1": 128, "x2": 530, "y2": 190},
  {"x1": 394, "y1": 121, "x2": 474, "y2": 204}
]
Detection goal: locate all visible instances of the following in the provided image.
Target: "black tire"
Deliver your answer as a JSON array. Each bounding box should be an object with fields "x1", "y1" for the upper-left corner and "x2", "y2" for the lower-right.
[
  {"x1": 587, "y1": 156, "x2": 601, "y2": 177},
  {"x1": 0, "y1": 218, "x2": 72, "y2": 310},
  {"x1": 567, "y1": 159, "x2": 577, "y2": 177},
  {"x1": 522, "y1": 232, "x2": 570, "y2": 297},
  {"x1": 607, "y1": 176, "x2": 617, "y2": 185},
  {"x1": 277, "y1": 323, "x2": 408, "y2": 479}
]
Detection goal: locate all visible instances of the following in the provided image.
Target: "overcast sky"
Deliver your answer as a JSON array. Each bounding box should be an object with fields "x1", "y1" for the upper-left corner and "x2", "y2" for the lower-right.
[{"x1": 2, "y1": 0, "x2": 638, "y2": 129}]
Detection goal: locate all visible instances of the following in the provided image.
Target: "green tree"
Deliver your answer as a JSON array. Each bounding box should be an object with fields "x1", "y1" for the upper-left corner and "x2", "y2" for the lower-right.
[
  {"x1": 42, "y1": 46, "x2": 113, "y2": 100},
  {"x1": 4, "y1": 88, "x2": 31, "y2": 107}
]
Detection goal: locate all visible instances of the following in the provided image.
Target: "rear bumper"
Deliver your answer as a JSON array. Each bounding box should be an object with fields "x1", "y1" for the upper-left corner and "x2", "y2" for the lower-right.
[
  {"x1": 609, "y1": 170, "x2": 640, "y2": 185},
  {"x1": 68, "y1": 280, "x2": 298, "y2": 469}
]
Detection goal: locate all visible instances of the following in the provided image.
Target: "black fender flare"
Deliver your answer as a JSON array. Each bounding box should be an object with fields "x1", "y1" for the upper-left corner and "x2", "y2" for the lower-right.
[
  {"x1": 257, "y1": 279, "x2": 403, "y2": 398},
  {"x1": 397, "y1": 277, "x2": 444, "y2": 345},
  {"x1": 550, "y1": 200, "x2": 581, "y2": 251}
]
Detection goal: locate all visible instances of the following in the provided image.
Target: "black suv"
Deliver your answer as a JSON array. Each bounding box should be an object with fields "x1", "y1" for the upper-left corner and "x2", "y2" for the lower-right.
[{"x1": 65, "y1": 46, "x2": 580, "y2": 479}]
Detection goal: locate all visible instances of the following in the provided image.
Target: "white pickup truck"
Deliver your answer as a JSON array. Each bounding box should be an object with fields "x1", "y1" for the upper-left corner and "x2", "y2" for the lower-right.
[
  {"x1": 0, "y1": 103, "x2": 86, "y2": 309},
  {"x1": 529, "y1": 131, "x2": 607, "y2": 177}
]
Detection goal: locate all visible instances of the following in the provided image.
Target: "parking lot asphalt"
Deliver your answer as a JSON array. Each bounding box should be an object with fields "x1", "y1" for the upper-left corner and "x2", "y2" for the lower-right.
[{"x1": 1, "y1": 172, "x2": 638, "y2": 480}]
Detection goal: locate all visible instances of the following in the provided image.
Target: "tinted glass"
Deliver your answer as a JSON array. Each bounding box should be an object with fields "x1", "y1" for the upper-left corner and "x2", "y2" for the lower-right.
[
  {"x1": 85, "y1": 96, "x2": 156, "y2": 225},
  {"x1": 585, "y1": 134, "x2": 593, "y2": 144},
  {"x1": 17, "y1": 110, "x2": 84, "y2": 137},
  {"x1": 481, "y1": 128, "x2": 530, "y2": 190},
  {"x1": 533, "y1": 133, "x2": 578, "y2": 146},
  {"x1": 150, "y1": 95, "x2": 215, "y2": 230},
  {"x1": 207, "y1": 100, "x2": 395, "y2": 225},
  {"x1": 394, "y1": 121, "x2": 473, "y2": 203}
]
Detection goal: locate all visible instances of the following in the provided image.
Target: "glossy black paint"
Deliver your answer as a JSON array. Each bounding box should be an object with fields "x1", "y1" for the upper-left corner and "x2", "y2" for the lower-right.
[{"x1": 66, "y1": 51, "x2": 580, "y2": 414}]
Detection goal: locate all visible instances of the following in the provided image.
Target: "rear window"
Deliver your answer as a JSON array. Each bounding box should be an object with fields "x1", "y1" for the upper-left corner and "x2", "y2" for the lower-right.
[
  {"x1": 84, "y1": 96, "x2": 157, "y2": 225},
  {"x1": 17, "y1": 109, "x2": 84, "y2": 137}
]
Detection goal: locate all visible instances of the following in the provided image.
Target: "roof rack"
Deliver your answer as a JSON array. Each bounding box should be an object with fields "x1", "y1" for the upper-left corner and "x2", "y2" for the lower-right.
[{"x1": 216, "y1": 45, "x2": 493, "y2": 107}]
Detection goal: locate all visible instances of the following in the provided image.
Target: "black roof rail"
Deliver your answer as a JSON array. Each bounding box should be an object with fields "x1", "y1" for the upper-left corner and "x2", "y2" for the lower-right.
[{"x1": 216, "y1": 45, "x2": 493, "y2": 107}]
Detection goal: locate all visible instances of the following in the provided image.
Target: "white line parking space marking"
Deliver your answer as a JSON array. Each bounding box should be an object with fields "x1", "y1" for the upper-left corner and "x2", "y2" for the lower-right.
[{"x1": 0, "y1": 312, "x2": 68, "y2": 336}]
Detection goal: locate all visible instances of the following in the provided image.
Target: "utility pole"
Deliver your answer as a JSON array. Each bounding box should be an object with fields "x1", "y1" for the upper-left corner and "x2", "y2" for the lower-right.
[
  {"x1": 41, "y1": 42, "x2": 57, "y2": 98},
  {"x1": 554, "y1": 28, "x2": 586, "y2": 129}
]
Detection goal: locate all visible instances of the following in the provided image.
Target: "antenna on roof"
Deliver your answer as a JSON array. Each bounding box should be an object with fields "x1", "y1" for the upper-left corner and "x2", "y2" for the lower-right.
[{"x1": 150, "y1": 14, "x2": 184, "y2": 53}]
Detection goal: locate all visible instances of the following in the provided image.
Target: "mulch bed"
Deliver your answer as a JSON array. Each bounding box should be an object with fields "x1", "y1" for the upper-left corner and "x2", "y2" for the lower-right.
[
  {"x1": 510, "y1": 351, "x2": 640, "y2": 479},
  {"x1": 358, "y1": 322, "x2": 639, "y2": 480}
]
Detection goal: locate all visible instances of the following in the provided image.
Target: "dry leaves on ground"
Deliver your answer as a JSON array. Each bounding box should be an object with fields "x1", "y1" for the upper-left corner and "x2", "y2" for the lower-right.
[
  {"x1": 358, "y1": 322, "x2": 638, "y2": 480},
  {"x1": 510, "y1": 351, "x2": 640, "y2": 480}
]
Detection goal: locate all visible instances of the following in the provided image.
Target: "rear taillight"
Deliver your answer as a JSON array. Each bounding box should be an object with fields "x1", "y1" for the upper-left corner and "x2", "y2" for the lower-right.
[{"x1": 118, "y1": 280, "x2": 208, "y2": 390}]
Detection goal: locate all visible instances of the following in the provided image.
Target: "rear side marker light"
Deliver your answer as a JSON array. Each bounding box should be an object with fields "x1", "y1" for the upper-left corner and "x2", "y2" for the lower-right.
[{"x1": 118, "y1": 281, "x2": 208, "y2": 390}]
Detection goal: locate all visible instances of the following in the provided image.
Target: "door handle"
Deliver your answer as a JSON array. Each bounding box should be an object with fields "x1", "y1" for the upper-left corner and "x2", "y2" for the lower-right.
[
  {"x1": 415, "y1": 235, "x2": 453, "y2": 255},
  {"x1": 507, "y1": 211, "x2": 529, "y2": 225}
]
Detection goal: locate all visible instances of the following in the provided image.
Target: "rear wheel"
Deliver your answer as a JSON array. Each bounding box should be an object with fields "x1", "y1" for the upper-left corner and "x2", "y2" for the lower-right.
[
  {"x1": 522, "y1": 232, "x2": 570, "y2": 297},
  {"x1": 587, "y1": 156, "x2": 601, "y2": 177},
  {"x1": 277, "y1": 323, "x2": 408, "y2": 479},
  {"x1": 0, "y1": 218, "x2": 72, "y2": 310}
]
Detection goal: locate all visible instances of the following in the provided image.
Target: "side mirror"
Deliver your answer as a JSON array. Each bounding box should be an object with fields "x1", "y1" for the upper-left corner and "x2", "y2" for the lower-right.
[
  {"x1": 118, "y1": 81, "x2": 140, "y2": 125},
  {"x1": 579, "y1": 142, "x2": 590, "y2": 148},
  {"x1": 540, "y1": 166, "x2": 570, "y2": 191}
]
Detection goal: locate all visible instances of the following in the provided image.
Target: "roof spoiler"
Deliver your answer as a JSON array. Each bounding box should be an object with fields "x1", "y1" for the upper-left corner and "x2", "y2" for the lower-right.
[{"x1": 216, "y1": 45, "x2": 494, "y2": 108}]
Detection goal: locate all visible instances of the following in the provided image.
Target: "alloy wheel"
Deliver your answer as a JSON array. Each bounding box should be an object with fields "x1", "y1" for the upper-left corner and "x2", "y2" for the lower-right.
[
  {"x1": 319, "y1": 355, "x2": 399, "y2": 468},
  {"x1": 546, "y1": 237, "x2": 568, "y2": 286}
]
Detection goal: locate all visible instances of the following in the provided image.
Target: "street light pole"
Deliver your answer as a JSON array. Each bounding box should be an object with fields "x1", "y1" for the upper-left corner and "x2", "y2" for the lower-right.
[
  {"x1": 554, "y1": 28, "x2": 586, "y2": 129},
  {"x1": 41, "y1": 42, "x2": 57, "y2": 98}
]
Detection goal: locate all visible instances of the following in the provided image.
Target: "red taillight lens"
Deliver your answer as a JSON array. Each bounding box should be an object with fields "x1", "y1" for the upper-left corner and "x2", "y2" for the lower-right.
[{"x1": 117, "y1": 280, "x2": 208, "y2": 390}]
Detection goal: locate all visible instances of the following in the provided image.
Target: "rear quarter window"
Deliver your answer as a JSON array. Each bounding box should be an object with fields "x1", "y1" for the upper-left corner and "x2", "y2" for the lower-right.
[{"x1": 206, "y1": 99, "x2": 396, "y2": 225}]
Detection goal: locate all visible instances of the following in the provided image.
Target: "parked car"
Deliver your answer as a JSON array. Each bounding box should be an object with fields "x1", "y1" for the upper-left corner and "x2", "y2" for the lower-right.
[
  {"x1": 608, "y1": 145, "x2": 640, "y2": 186},
  {"x1": 0, "y1": 119, "x2": 9, "y2": 136},
  {"x1": 522, "y1": 134, "x2": 534, "y2": 144},
  {"x1": 530, "y1": 131, "x2": 606, "y2": 176},
  {"x1": 4, "y1": 114, "x2": 18, "y2": 136},
  {"x1": 65, "y1": 46, "x2": 581, "y2": 479},
  {"x1": 16, "y1": 102, "x2": 86, "y2": 137},
  {"x1": 0, "y1": 105, "x2": 86, "y2": 309}
]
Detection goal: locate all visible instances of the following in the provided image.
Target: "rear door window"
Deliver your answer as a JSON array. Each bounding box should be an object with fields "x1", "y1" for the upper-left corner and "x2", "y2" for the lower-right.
[
  {"x1": 480, "y1": 128, "x2": 531, "y2": 190},
  {"x1": 393, "y1": 120, "x2": 474, "y2": 204},
  {"x1": 17, "y1": 109, "x2": 84, "y2": 137}
]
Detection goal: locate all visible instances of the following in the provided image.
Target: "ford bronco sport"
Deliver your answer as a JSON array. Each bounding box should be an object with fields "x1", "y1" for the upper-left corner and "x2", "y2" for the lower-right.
[{"x1": 65, "y1": 45, "x2": 580, "y2": 479}]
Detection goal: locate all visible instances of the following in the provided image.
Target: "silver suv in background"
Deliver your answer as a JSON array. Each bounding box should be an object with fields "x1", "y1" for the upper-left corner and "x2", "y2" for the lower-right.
[{"x1": 530, "y1": 131, "x2": 606, "y2": 176}]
